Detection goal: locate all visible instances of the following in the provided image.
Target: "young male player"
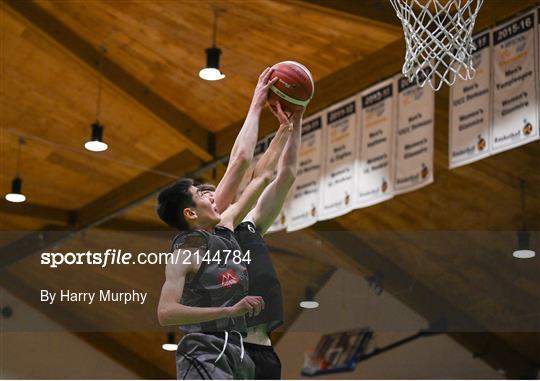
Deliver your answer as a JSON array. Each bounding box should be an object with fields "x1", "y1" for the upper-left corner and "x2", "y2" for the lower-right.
[
  {"x1": 200, "y1": 102, "x2": 304, "y2": 379},
  {"x1": 156, "y1": 69, "x2": 290, "y2": 379}
]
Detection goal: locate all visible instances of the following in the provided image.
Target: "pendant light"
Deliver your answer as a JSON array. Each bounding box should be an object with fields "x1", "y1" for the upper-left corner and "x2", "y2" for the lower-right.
[
  {"x1": 5, "y1": 137, "x2": 26, "y2": 203},
  {"x1": 162, "y1": 332, "x2": 178, "y2": 352},
  {"x1": 300, "y1": 286, "x2": 319, "y2": 309},
  {"x1": 199, "y1": 7, "x2": 225, "y2": 81},
  {"x1": 513, "y1": 179, "x2": 535, "y2": 259},
  {"x1": 85, "y1": 47, "x2": 108, "y2": 152}
]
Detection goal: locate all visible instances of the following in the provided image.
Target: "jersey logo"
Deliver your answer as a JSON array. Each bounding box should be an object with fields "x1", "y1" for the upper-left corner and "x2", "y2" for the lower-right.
[{"x1": 219, "y1": 270, "x2": 240, "y2": 288}]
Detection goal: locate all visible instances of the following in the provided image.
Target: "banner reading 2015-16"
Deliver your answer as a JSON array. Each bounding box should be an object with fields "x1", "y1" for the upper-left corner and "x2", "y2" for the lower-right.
[
  {"x1": 355, "y1": 79, "x2": 395, "y2": 208},
  {"x1": 287, "y1": 113, "x2": 324, "y2": 232},
  {"x1": 492, "y1": 10, "x2": 539, "y2": 154},
  {"x1": 449, "y1": 31, "x2": 492, "y2": 169},
  {"x1": 394, "y1": 74, "x2": 434, "y2": 194},
  {"x1": 319, "y1": 96, "x2": 357, "y2": 220}
]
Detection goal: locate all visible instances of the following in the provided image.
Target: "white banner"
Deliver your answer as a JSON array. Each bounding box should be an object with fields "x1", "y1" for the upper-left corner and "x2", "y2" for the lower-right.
[
  {"x1": 449, "y1": 31, "x2": 492, "y2": 169},
  {"x1": 287, "y1": 113, "x2": 325, "y2": 232},
  {"x1": 355, "y1": 79, "x2": 395, "y2": 208},
  {"x1": 394, "y1": 74, "x2": 434, "y2": 194},
  {"x1": 492, "y1": 10, "x2": 539, "y2": 154},
  {"x1": 319, "y1": 96, "x2": 358, "y2": 220}
]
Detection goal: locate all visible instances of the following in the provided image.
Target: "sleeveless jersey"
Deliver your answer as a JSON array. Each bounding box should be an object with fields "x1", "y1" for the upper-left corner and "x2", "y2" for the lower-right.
[
  {"x1": 171, "y1": 226, "x2": 249, "y2": 334},
  {"x1": 234, "y1": 221, "x2": 283, "y2": 333}
]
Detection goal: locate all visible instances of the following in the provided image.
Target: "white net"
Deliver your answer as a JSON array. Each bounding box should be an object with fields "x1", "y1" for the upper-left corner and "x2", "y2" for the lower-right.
[{"x1": 389, "y1": 0, "x2": 484, "y2": 90}]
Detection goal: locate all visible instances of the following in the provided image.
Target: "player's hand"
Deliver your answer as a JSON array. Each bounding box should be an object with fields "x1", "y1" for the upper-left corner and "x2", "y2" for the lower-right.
[
  {"x1": 227, "y1": 296, "x2": 265, "y2": 318},
  {"x1": 251, "y1": 67, "x2": 278, "y2": 109},
  {"x1": 270, "y1": 101, "x2": 293, "y2": 132}
]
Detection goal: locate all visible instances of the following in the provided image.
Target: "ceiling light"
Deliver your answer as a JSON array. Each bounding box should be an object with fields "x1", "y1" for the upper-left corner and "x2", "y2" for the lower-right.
[
  {"x1": 85, "y1": 122, "x2": 108, "y2": 152},
  {"x1": 5, "y1": 137, "x2": 26, "y2": 203},
  {"x1": 513, "y1": 179, "x2": 535, "y2": 259},
  {"x1": 199, "y1": 8, "x2": 225, "y2": 81},
  {"x1": 162, "y1": 332, "x2": 177, "y2": 352},
  {"x1": 300, "y1": 286, "x2": 319, "y2": 309}
]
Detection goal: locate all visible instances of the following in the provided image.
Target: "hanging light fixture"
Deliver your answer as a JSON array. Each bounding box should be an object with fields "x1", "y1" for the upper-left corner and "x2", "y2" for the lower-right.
[
  {"x1": 300, "y1": 286, "x2": 319, "y2": 309},
  {"x1": 85, "y1": 47, "x2": 108, "y2": 152},
  {"x1": 162, "y1": 332, "x2": 178, "y2": 352},
  {"x1": 199, "y1": 7, "x2": 225, "y2": 81},
  {"x1": 5, "y1": 137, "x2": 26, "y2": 203},
  {"x1": 513, "y1": 179, "x2": 535, "y2": 259}
]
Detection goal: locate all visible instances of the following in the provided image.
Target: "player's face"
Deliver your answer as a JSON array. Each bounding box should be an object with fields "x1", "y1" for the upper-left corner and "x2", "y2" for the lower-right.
[{"x1": 188, "y1": 186, "x2": 220, "y2": 227}]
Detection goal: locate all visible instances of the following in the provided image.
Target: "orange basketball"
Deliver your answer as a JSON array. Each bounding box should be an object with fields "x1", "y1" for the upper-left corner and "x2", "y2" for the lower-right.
[{"x1": 268, "y1": 61, "x2": 314, "y2": 114}]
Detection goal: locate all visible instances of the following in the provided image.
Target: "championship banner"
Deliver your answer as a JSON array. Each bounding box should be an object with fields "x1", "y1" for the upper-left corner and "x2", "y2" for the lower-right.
[
  {"x1": 394, "y1": 74, "x2": 434, "y2": 194},
  {"x1": 491, "y1": 10, "x2": 539, "y2": 154},
  {"x1": 355, "y1": 79, "x2": 395, "y2": 208},
  {"x1": 319, "y1": 96, "x2": 358, "y2": 220},
  {"x1": 287, "y1": 113, "x2": 324, "y2": 232},
  {"x1": 449, "y1": 31, "x2": 492, "y2": 169},
  {"x1": 236, "y1": 138, "x2": 266, "y2": 200}
]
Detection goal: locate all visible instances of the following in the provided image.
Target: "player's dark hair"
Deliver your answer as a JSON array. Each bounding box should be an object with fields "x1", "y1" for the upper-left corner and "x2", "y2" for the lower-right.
[
  {"x1": 197, "y1": 183, "x2": 216, "y2": 193},
  {"x1": 156, "y1": 178, "x2": 196, "y2": 230}
]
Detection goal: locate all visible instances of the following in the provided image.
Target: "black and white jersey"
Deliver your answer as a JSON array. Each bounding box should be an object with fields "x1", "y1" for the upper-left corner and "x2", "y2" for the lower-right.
[{"x1": 234, "y1": 221, "x2": 283, "y2": 333}]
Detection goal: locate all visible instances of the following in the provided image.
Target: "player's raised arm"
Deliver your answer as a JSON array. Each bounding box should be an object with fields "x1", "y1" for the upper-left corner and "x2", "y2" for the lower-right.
[
  {"x1": 212, "y1": 68, "x2": 278, "y2": 213},
  {"x1": 219, "y1": 117, "x2": 293, "y2": 230},
  {"x1": 248, "y1": 103, "x2": 303, "y2": 235}
]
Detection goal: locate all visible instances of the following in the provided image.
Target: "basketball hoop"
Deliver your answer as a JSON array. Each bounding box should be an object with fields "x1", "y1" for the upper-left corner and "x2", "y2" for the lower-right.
[{"x1": 389, "y1": 0, "x2": 484, "y2": 90}]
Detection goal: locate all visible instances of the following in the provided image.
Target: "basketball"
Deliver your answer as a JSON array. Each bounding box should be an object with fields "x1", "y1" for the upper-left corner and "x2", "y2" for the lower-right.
[{"x1": 268, "y1": 61, "x2": 314, "y2": 114}]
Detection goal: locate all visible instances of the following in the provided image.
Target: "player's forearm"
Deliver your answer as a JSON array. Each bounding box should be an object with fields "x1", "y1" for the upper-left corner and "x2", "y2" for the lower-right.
[
  {"x1": 231, "y1": 174, "x2": 272, "y2": 227},
  {"x1": 214, "y1": 104, "x2": 263, "y2": 212},
  {"x1": 277, "y1": 118, "x2": 301, "y2": 180},
  {"x1": 229, "y1": 103, "x2": 263, "y2": 164},
  {"x1": 252, "y1": 123, "x2": 291, "y2": 179},
  {"x1": 157, "y1": 302, "x2": 231, "y2": 326}
]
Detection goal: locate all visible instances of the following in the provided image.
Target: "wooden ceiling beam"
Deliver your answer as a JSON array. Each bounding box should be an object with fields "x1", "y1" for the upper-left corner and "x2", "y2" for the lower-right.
[
  {"x1": 0, "y1": 271, "x2": 173, "y2": 378},
  {"x1": 294, "y1": 0, "x2": 401, "y2": 29},
  {"x1": 0, "y1": 149, "x2": 202, "y2": 268},
  {"x1": 305, "y1": 219, "x2": 538, "y2": 379},
  {"x1": 0, "y1": 200, "x2": 74, "y2": 224},
  {"x1": 2, "y1": 0, "x2": 212, "y2": 162}
]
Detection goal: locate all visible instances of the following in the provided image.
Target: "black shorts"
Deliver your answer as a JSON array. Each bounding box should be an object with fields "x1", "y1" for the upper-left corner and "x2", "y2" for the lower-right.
[
  {"x1": 244, "y1": 342, "x2": 281, "y2": 379},
  {"x1": 176, "y1": 333, "x2": 255, "y2": 380}
]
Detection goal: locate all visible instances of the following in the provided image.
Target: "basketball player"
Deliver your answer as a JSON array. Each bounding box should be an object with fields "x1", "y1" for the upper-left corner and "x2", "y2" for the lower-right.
[
  {"x1": 156, "y1": 77, "x2": 291, "y2": 379},
  {"x1": 199, "y1": 102, "x2": 303, "y2": 379}
]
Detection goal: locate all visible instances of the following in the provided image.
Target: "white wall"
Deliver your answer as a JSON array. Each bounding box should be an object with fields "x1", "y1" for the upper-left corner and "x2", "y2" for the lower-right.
[
  {"x1": 276, "y1": 268, "x2": 504, "y2": 379},
  {"x1": 0, "y1": 288, "x2": 139, "y2": 379}
]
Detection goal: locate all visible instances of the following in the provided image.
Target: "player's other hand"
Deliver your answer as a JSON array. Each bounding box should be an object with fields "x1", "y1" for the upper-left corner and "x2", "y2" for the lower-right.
[
  {"x1": 228, "y1": 296, "x2": 265, "y2": 318},
  {"x1": 251, "y1": 67, "x2": 278, "y2": 109},
  {"x1": 270, "y1": 101, "x2": 293, "y2": 132}
]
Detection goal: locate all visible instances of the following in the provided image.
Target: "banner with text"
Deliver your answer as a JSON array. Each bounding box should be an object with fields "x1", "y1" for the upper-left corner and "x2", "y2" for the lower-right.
[
  {"x1": 287, "y1": 113, "x2": 325, "y2": 232},
  {"x1": 394, "y1": 74, "x2": 434, "y2": 194},
  {"x1": 319, "y1": 96, "x2": 358, "y2": 220},
  {"x1": 449, "y1": 31, "x2": 492, "y2": 169},
  {"x1": 355, "y1": 79, "x2": 395, "y2": 208},
  {"x1": 492, "y1": 10, "x2": 539, "y2": 154}
]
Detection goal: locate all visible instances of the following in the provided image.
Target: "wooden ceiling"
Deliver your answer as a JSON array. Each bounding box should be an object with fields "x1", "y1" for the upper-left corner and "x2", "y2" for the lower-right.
[{"x1": 1, "y1": 0, "x2": 539, "y2": 379}]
